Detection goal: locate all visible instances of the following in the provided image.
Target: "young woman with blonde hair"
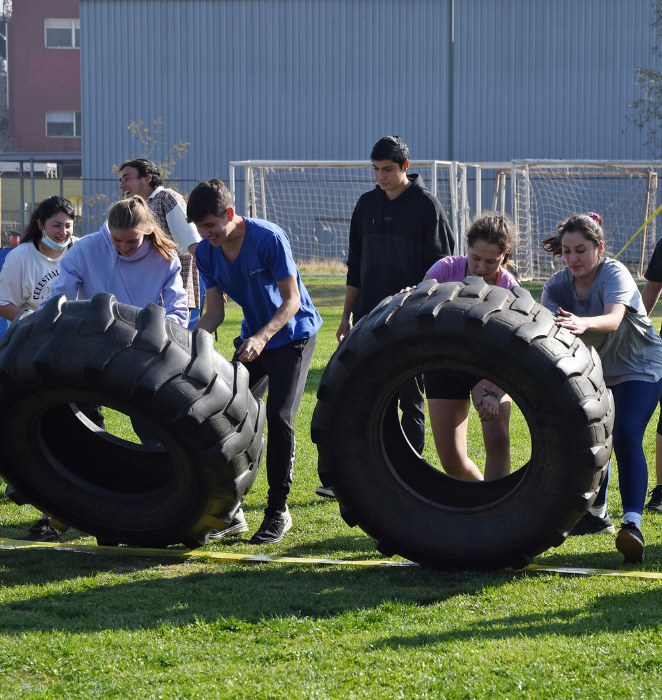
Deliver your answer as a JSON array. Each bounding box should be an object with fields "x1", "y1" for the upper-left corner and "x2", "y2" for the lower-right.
[
  {"x1": 24, "y1": 197, "x2": 189, "y2": 542},
  {"x1": 50, "y1": 196, "x2": 188, "y2": 325}
]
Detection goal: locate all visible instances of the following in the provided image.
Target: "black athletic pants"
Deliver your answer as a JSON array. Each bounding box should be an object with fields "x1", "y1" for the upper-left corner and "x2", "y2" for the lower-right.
[
  {"x1": 353, "y1": 312, "x2": 425, "y2": 454},
  {"x1": 75, "y1": 403, "x2": 160, "y2": 446},
  {"x1": 75, "y1": 402, "x2": 106, "y2": 430},
  {"x1": 239, "y1": 334, "x2": 317, "y2": 514}
]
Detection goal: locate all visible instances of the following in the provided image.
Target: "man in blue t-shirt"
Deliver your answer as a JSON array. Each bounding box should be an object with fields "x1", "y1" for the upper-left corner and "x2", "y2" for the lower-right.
[{"x1": 188, "y1": 179, "x2": 322, "y2": 544}]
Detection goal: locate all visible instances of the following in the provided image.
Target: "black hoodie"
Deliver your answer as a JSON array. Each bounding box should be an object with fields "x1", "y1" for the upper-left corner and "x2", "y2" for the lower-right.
[{"x1": 346, "y1": 173, "x2": 455, "y2": 319}]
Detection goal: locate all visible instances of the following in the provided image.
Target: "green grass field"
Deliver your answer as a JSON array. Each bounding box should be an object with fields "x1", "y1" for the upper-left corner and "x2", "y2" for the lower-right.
[{"x1": 2, "y1": 278, "x2": 662, "y2": 698}]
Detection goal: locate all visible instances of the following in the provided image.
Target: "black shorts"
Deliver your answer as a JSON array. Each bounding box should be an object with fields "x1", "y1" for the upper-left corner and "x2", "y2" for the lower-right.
[{"x1": 424, "y1": 369, "x2": 481, "y2": 400}]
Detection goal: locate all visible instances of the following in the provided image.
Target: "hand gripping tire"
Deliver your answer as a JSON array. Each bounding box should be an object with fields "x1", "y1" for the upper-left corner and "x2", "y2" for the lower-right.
[
  {"x1": 0, "y1": 293, "x2": 265, "y2": 549},
  {"x1": 312, "y1": 278, "x2": 613, "y2": 570}
]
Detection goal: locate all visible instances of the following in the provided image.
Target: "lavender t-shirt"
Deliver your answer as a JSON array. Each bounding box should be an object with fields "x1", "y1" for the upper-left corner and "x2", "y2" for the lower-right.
[{"x1": 426, "y1": 255, "x2": 519, "y2": 289}]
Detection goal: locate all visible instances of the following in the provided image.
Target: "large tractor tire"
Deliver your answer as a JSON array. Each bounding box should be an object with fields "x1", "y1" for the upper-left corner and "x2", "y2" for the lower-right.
[
  {"x1": 312, "y1": 278, "x2": 613, "y2": 570},
  {"x1": 0, "y1": 293, "x2": 265, "y2": 548}
]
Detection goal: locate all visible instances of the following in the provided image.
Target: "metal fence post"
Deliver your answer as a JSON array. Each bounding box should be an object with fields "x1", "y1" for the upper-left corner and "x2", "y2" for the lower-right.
[{"x1": 19, "y1": 160, "x2": 24, "y2": 232}]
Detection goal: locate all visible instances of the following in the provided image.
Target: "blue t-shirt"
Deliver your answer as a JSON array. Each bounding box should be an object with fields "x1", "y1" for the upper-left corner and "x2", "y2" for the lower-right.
[{"x1": 195, "y1": 218, "x2": 323, "y2": 349}]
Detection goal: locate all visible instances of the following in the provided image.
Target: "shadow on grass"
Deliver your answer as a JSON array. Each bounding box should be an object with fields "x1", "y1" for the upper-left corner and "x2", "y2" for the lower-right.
[
  {"x1": 0, "y1": 551, "x2": 518, "y2": 633},
  {"x1": 239, "y1": 498, "x2": 330, "y2": 515},
  {"x1": 2, "y1": 543, "x2": 661, "y2": 635},
  {"x1": 304, "y1": 365, "x2": 326, "y2": 394},
  {"x1": 370, "y1": 583, "x2": 662, "y2": 651},
  {"x1": 0, "y1": 521, "x2": 89, "y2": 542}
]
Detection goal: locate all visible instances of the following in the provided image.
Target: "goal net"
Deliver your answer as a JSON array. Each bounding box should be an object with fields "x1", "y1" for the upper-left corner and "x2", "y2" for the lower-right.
[
  {"x1": 509, "y1": 161, "x2": 660, "y2": 279},
  {"x1": 230, "y1": 161, "x2": 467, "y2": 265}
]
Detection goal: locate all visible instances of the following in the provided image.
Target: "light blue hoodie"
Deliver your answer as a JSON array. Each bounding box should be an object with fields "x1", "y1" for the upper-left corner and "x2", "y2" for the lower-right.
[{"x1": 47, "y1": 222, "x2": 189, "y2": 326}]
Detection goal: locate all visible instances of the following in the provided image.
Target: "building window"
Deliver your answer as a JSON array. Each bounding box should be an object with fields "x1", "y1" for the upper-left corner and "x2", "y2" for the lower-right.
[
  {"x1": 45, "y1": 19, "x2": 80, "y2": 49},
  {"x1": 46, "y1": 111, "x2": 81, "y2": 137}
]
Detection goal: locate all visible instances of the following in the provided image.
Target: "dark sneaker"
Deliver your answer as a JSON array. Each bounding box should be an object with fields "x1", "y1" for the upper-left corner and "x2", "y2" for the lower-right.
[
  {"x1": 22, "y1": 518, "x2": 60, "y2": 542},
  {"x1": 616, "y1": 522, "x2": 645, "y2": 564},
  {"x1": 315, "y1": 486, "x2": 336, "y2": 499},
  {"x1": 249, "y1": 507, "x2": 292, "y2": 544},
  {"x1": 207, "y1": 508, "x2": 249, "y2": 539},
  {"x1": 646, "y1": 485, "x2": 662, "y2": 512},
  {"x1": 568, "y1": 511, "x2": 615, "y2": 536}
]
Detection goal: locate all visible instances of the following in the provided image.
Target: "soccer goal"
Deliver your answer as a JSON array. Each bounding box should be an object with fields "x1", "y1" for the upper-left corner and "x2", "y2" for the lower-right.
[
  {"x1": 508, "y1": 161, "x2": 662, "y2": 280},
  {"x1": 229, "y1": 161, "x2": 468, "y2": 265}
]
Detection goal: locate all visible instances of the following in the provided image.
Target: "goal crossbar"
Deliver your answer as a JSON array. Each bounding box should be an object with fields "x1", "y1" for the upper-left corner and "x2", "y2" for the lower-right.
[
  {"x1": 509, "y1": 160, "x2": 660, "y2": 279},
  {"x1": 229, "y1": 160, "x2": 466, "y2": 264},
  {"x1": 227, "y1": 159, "x2": 662, "y2": 279}
]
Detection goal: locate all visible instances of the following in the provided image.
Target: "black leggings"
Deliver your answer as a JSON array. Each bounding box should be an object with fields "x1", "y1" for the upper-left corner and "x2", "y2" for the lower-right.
[{"x1": 238, "y1": 334, "x2": 317, "y2": 514}]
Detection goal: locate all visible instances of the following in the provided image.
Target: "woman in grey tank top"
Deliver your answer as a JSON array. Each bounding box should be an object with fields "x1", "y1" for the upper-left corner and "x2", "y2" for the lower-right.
[{"x1": 541, "y1": 213, "x2": 662, "y2": 565}]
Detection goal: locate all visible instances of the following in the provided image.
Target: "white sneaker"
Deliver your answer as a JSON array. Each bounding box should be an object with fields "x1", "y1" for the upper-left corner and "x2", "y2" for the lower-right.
[{"x1": 207, "y1": 508, "x2": 249, "y2": 539}]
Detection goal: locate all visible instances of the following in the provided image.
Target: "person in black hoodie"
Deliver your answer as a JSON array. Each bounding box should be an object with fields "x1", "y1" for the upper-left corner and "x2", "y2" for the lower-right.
[{"x1": 315, "y1": 136, "x2": 454, "y2": 499}]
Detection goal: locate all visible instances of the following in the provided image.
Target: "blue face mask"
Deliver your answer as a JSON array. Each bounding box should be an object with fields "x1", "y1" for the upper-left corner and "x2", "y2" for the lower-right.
[{"x1": 41, "y1": 228, "x2": 71, "y2": 251}]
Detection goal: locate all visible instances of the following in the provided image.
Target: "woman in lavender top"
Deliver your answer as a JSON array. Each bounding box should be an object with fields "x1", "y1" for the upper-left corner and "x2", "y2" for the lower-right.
[
  {"x1": 26, "y1": 198, "x2": 189, "y2": 543},
  {"x1": 51, "y1": 196, "x2": 188, "y2": 325},
  {"x1": 424, "y1": 212, "x2": 519, "y2": 482}
]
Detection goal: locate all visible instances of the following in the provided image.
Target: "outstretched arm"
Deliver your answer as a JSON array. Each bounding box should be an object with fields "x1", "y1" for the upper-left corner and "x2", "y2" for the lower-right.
[
  {"x1": 234, "y1": 274, "x2": 301, "y2": 361},
  {"x1": 194, "y1": 286, "x2": 225, "y2": 333},
  {"x1": 553, "y1": 302, "x2": 626, "y2": 335}
]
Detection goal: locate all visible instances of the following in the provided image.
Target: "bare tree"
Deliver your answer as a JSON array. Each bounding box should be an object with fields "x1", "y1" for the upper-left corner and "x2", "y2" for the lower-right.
[
  {"x1": 111, "y1": 118, "x2": 190, "y2": 187},
  {"x1": 84, "y1": 119, "x2": 190, "y2": 223},
  {"x1": 628, "y1": 1, "x2": 662, "y2": 156}
]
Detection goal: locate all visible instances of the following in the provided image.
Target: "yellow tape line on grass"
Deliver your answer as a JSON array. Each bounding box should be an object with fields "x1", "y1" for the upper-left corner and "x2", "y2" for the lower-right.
[
  {"x1": 524, "y1": 564, "x2": 662, "y2": 580},
  {"x1": 0, "y1": 538, "x2": 414, "y2": 567},
  {"x1": 2, "y1": 539, "x2": 662, "y2": 578}
]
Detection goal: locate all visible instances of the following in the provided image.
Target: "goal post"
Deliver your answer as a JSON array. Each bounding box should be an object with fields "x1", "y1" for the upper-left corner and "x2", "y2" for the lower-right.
[
  {"x1": 229, "y1": 159, "x2": 662, "y2": 279},
  {"x1": 229, "y1": 160, "x2": 467, "y2": 265},
  {"x1": 508, "y1": 161, "x2": 662, "y2": 280}
]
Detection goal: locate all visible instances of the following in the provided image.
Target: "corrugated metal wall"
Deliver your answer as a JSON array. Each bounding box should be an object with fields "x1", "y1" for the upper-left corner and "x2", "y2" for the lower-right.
[
  {"x1": 80, "y1": 0, "x2": 662, "y2": 228},
  {"x1": 453, "y1": 0, "x2": 659, "y2": 161}
]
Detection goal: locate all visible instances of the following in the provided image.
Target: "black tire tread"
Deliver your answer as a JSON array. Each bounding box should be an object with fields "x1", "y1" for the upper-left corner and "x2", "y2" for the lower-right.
[
  {"x1": 312, "y1": 277, "x2": 612, "y2": 570},
  {"x1": 0, "y1": 293, "x2": 265, "y2": 548}
]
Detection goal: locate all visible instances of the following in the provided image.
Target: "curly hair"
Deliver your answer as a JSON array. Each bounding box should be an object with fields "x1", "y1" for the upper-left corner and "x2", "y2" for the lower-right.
[
  {"x1": 542, "y1": 213, "x2": 604, "y2": 258},
  {"x1": 466, "y1": 211, "x2": 518, "y2": 266}
]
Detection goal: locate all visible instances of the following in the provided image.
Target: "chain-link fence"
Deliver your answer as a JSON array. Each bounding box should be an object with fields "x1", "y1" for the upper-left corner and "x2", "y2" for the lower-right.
[
  {"x1": 7, "y1": 163, "x2": 662, "y2": 282},
  {"x1": 230, "y1": 161, "x2": 466, "y2": 263},
  {"x1": 0, "y1": 174, "x2": 83, "y2": 246},
  {"x1": 2, "y1": 176, "x2": 221, "y2": 245}
]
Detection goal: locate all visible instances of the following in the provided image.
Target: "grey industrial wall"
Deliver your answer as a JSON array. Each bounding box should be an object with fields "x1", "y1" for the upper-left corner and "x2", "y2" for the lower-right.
[{"x1": 80, "y1": 0, "x2": 662, "y2": 229}]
